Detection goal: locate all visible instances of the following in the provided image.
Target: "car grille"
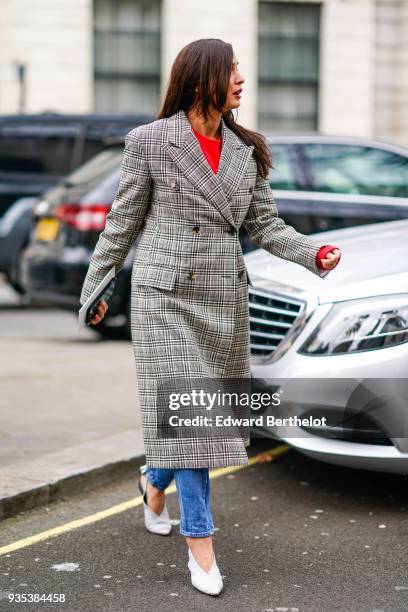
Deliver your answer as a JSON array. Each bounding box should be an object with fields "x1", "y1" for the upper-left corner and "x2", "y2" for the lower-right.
[
  {"x1": 248, "y1": 287, "x2": 305, "y2": 358},
  {"x1": 299, "y1": 409, "x2": 394, "y2": 446}
]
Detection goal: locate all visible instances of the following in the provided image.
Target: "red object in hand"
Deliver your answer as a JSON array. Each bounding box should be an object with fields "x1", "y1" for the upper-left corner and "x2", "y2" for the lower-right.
[{"x1": 316, "y1": 244, "x2": 341, "y2": 270}]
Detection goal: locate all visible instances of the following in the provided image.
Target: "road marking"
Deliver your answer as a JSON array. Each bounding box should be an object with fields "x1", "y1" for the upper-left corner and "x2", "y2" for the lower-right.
[{"x1": 0, "y1": 444, "x2": 290, "y2": 557}]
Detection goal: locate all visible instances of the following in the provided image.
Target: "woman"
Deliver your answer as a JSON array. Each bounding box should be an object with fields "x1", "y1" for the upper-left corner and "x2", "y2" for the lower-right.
[{"x1": 79, "y1": 38, "x2": 341, "y2": 596}]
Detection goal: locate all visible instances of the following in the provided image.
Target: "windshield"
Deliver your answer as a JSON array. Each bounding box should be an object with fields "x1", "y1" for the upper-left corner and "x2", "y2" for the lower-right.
[
  {"x1": 63, "y1": 146, "x2": 124, "y2": 187},
  {"x1": 0, "y1": 135, "x2": 76, "y2": 175}
]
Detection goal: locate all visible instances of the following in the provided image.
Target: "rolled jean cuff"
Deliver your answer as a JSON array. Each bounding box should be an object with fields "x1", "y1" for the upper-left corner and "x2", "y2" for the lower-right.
[
  {"x1": 146, "y1": 468, "x2": 173, "y2": 491},
  {"x1": 147, "y1": 477, "x2": 166, "y2": 491},
  {"x1": 180, "y1": 527, "x2": 215, "y2": 538}
]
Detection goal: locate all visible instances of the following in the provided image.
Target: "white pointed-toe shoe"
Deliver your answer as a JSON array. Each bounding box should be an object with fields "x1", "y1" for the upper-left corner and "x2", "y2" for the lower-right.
[
  {"x1": 188, "y1": 547, "x2": 223, "y2": 596},
  {"x1": 138, "y1": 466, "x2": 172, "y2": 536}
]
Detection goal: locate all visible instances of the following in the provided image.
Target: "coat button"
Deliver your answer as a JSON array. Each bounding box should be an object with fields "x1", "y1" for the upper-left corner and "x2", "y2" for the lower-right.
[
  {"x1": 227, "y1": 227, "x2": 236, "y2": 234},
  {"x1": 238, "y1": 270, "x2": 245, "y2": 278},
  {"x1": 189, "y1": 271, "x2": 197, "y2": 280},
  {"x1": 249, "y1": 186, "x2": 254, "y2": 194},
  {"x1": 192, "y1": 225, "x2": 200, "y2": 233}
]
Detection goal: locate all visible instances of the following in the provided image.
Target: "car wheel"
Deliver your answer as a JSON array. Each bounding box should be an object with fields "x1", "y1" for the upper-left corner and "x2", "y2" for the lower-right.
[
  {"x1": 9, "y1": 239, "x2": 29, "y2": 295},
  {"x1": 8, "y1": 276, "x2": 26, "y2": 296},
  {"x1": 95, "y1": 320, "x2": 127, "y2": 340},
  {"x1": 124, "y1": 293, "x2": 132, "y2": 340}
]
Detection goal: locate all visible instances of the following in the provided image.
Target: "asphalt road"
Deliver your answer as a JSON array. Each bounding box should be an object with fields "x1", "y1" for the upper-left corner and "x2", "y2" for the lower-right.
[
  {"x1": 0, "y1": 274, "x2": 141, "y2": 468},
  {"x1": 1, "y1": 439, "x2": 408, "y2": 612},
  {"x1": 2, "y1": 275, "x2": 408, "y2": 611}
]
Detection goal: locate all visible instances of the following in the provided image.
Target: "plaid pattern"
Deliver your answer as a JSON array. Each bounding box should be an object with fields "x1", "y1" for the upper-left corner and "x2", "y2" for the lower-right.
[{"x1": 79, "y1": 109, "x2": 329, "y2": 468}]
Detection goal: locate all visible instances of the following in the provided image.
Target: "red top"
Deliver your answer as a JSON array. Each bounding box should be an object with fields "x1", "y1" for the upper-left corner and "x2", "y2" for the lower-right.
[
  {"x1": 193, "y1": 128, "x2": 222, "y2": 174},
  {"x1": 193, "y1": 127, "x2": 341, "y2": 271}
]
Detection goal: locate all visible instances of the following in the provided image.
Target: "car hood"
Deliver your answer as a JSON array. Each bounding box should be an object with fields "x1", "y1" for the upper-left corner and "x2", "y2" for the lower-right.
[{"x1": 244, "y1": 219, "x2": 408, "y2": 304}]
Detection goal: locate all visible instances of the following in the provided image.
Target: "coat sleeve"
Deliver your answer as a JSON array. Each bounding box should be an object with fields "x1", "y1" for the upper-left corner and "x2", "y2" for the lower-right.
[
  {"x1": 242, "y1": 171, "x2": 330, "y2": 279},
  {"x1": 79, "y1": 126, "x2": 152, "y2": 306}
]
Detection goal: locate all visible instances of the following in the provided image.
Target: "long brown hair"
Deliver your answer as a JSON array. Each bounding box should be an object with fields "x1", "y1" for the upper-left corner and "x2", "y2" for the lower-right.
[{"x1": 157, "y1": 38, "x2": 273, "y2": 180}]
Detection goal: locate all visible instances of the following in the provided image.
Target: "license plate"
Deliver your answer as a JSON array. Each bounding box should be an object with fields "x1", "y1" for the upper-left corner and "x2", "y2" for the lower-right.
[{"x1": 35, "y1": 217, "x2": 60, "y2": 241}]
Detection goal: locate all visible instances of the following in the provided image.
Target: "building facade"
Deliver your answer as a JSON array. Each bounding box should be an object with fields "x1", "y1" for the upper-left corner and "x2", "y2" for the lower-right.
[{"x1": 1, "y1": 0, "x2": 407, "y2": 145}]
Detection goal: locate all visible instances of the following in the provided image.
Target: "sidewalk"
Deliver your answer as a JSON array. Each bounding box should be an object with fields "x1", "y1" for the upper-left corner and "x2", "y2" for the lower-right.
[{"x1": 0, "y1": 274, "x2": 145, "y2": 519}]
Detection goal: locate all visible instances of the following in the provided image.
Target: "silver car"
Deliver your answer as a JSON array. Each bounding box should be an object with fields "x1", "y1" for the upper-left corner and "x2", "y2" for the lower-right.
[
  {"x1": 246, "y1": 218, "x2": 408, "y2": 473},
  {"x1": 265, "y1": 134, "x2": 408, "y2": 235}
]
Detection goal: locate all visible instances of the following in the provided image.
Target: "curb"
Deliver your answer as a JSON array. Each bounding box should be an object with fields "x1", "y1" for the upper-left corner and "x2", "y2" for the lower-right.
[{"x1": 0, "y1": 430, "x2": 146, "y2": 521}]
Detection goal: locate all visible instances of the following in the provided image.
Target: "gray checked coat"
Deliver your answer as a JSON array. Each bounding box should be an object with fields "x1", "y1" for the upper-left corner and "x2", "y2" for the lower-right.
[{"x1": 79, "y1": 108, "x2": 330, "y2": 469}]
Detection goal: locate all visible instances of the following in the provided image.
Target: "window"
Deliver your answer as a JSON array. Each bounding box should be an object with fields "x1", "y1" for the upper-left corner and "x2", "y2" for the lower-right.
[
  {"x1": 63, "y1": 147, "x2": 124, "y2": 188},
  {"x1": 267, "y1": 144, "x2": 298, "y2": 190},
  {"x1": 0, "y1": 125, "x2": 80, "y2": 176},
  {"x1": 258, "y1": 2, "x2": 320, "y2": 131},
  {"x1": 301, "y1": 144, "x2": 408, "y2": 198},
  {"x1": 93, "y1": 0, "x2": 161, "y2": 113}
]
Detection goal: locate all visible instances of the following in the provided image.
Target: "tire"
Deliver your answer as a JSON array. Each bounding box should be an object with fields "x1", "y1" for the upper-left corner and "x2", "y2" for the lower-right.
[
  {"x1": 9, "y1": 239, "x2": 29, "y2": 295},
  {"x1": 124, "y1": 292, "x2": 131, "y2": 340}
]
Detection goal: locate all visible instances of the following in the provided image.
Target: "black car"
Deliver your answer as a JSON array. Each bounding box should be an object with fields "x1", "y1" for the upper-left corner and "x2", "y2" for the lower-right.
[
  {"x1": 22, "y1": 141, "x2": 136, "y2": 338},
  {"x1": 21, "y1": 137, "x2": 259, "y2": 338},
  {"x1": 22, "y1": 132, "x2": 408, "y2": 339},
  {"x1": 0, "y1": 112, "x2": 154, "y2": 292}
]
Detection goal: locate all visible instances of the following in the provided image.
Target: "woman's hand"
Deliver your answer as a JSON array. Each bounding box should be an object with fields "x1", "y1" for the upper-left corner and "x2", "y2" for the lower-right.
[
  {"x1": 321, "y1": 248, "x2": 342, "y2": 271},
  {"x1": 89, "y1": 300, "x2": 108, "y2": 325}
]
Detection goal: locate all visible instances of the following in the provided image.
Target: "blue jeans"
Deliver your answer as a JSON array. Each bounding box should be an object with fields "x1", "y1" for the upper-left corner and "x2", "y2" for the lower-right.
[{"x1": 146, "y1": 467, "x2": 214, "y2": 537}]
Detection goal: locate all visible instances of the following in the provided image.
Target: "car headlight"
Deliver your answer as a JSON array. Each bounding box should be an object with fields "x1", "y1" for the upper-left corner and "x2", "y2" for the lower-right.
[{"x1": 299, "y1": 294, "x2": 408, "y2": 356}]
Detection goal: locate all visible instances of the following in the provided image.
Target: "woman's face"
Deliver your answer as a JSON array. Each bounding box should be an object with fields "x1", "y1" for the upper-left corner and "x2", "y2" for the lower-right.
[{"x1": 222, "y1": 53, "x2": 245, "y2": 112}]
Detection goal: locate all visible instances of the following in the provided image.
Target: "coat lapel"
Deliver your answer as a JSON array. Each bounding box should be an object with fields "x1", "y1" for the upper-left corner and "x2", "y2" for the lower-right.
[{"x1": 164, "y1": 109, "x2": 255, "y2": 229}]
